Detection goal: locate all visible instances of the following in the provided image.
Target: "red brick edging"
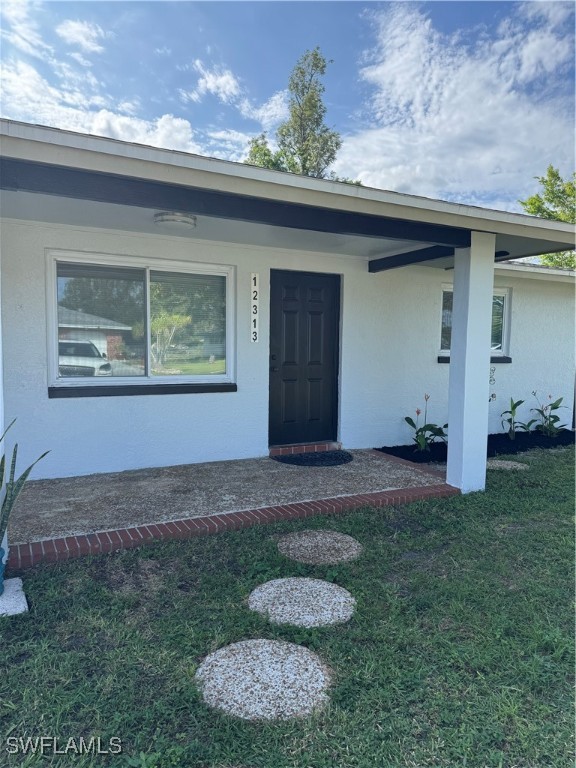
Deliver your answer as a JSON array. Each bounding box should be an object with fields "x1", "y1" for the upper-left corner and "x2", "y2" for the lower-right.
[
  {"x1": 269, "y1": 442, "x2": 342, "y2": 456},
  {"x1": 6, "y1": 483, "x2": 459, "y2": 572}
]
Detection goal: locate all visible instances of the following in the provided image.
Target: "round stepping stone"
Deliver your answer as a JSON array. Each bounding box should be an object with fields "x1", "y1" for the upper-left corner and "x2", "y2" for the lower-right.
[
  {"x1": 277, "y1": 529, "x2": 362, "y2": 564},
  {"x1": 248, "y1": 577, "x2": 356, "y2": 627},
  {"x1": 487, "y1": 459, "x2": 529, "y2": 470},
  {"x1": 195, "y1": 639, "x2": 331, "y2": 720}
]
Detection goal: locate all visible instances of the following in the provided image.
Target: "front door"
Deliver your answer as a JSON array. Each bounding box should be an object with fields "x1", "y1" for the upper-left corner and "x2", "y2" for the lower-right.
[{"x1": 269, "y1": 270, "x2": 340, "y2": 446}]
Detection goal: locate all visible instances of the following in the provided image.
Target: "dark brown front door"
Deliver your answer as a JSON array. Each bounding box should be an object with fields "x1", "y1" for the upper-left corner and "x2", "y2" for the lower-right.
[{"x1": 269, "y1": 270, "x2": 340, "y2": 446}]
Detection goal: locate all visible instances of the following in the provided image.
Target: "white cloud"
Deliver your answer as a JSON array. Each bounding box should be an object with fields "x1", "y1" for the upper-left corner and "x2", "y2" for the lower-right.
[
  {"x1": 0, "y1": 3, "x2": 230, "y2": 159},
  {"x1": 519, "y1": 0, "x2": 574, "y2": 28},
  {"x1": 332, "y1": 4, "x2": 574, "y2": 209},
  {"x1": 154, "y1": 46, "x2": 171, "y2": 56},
  {"x1": 180, "y1": 72, "x2": 288, "y2": 133},
  {"x1": 117, "y1": 99, "x2": 141, "y2": 116},
  {"x1": 205, "y1": 128, "x2": 253, "y2": 162},
  {"x1": 56, "y1": 19, "x2": 110, "y2": 54},
  {"x1": 0, "y1": 59, "x2": 202, "y2": 154},
  {"x1": 239, "y1": 91, "x2": 289, "y2": 130},
  {"x1": 68, "y1": 51, "x2": 92, "y2": 67},
  {"x1": 90, "y1": 112, "x2": 202, "y2": 153},
  {"x1": 179, "y1": 87, "x2": 201, "y2": 105},
  {"x1": 0, "y1": 0, "x2": 52, "y2": 59},
  {"x1": 1, "y1": 59, "x2": 106, "y2": 116},
  {"x1": 181, "y1": 59, "x2": 242, "y2": 104}
]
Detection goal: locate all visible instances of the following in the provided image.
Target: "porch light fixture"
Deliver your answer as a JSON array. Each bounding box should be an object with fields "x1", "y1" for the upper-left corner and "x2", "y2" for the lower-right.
[{"x1": 153, "y1": 211, "x2": 197, "y2": 228}]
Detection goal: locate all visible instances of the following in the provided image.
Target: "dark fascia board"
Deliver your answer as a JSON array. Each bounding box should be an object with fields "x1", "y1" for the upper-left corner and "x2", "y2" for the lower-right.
[
  {"x1": 369, "y1": 245, "x2": 455, "y2": 272},
  {"x1": 370, "y1": 248, "x2": 514, "y2": 274},
  {"x1": 1, "y1": 158, "x2": 472, "y2": 248}
]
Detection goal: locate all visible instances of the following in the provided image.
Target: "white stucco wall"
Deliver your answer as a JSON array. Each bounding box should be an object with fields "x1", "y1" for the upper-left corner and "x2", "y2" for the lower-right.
[{"x1": 1, "y1": 218, "x2": 574, "y2": 479}]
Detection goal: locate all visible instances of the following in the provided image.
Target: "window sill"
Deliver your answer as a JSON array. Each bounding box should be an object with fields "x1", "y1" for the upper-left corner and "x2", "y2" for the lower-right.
[
  {"x1": 437, "y1": 356, "x2": 512, "y2": 364},
  {"x1": 48, "y1": 382, "x2": 238, "y2": 398}
]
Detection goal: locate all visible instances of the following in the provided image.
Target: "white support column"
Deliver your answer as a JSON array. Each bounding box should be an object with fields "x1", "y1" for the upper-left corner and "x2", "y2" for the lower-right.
[
  {"x1": 447, "y1": 231, "x2": 496, "y2": 493},
  {"x1": 0, "y1": 245, "x2": 6, "y2": 563},
  {"x1": 0, "y1": 245, "x2": 3, "y2": 436}
]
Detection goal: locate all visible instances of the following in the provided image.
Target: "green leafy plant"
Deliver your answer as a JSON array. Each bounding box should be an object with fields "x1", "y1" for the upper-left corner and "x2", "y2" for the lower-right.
[
  {"x1": 500, "y1": 398, "x2": 537, "y2": 439},
  {"x1": 530, "y1": 392, "x2": 567, "y2": 437},
  {"x1": 404, "y1": 394, "x2": 448, "y2": 452},
  {"x1": 0, "y1": 419, "x2": 49, "y2": 545}
]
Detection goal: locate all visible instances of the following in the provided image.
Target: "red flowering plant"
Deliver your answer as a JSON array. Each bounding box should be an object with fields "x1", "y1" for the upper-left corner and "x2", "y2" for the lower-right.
[{"x1": 404, "y1": 394, "x2": 448, "y2": 452}]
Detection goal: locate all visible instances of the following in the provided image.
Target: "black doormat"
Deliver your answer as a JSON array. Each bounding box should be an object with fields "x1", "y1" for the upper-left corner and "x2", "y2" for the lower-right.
[{"x1": 272, "y1": 450, "x2": 354, "y2": 467}]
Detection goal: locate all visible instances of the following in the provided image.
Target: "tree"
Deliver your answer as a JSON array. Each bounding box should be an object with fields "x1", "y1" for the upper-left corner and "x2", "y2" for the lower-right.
[
  {"x1": 150, "y1": 311, "x2": 191, "y2": 369},
  {"x1": 148, "y1": 277, "x2": 225, "y2": 369},
  {"x1": 245, "y1": 47, "x2": 344, "y2": 179},
  {"x1": 519, "y1": 165, "x2": 575, "y2": 269},
  {"x1": 245, "y1": 133, "x2": 288, "y2": 172},
  {"x1": 59, "y1": 275, "x2": 145, "y2": 333}
]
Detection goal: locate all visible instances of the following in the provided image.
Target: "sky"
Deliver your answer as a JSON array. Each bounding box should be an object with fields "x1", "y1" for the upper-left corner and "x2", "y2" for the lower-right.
[{"x1": 1, "y1": 1, "x2": 574, "y2": 212}]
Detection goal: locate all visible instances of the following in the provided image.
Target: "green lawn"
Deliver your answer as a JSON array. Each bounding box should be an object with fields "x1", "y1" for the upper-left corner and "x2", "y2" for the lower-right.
[
  {"x1": 155, "y1": 359, "x2": 226, "y2": 376},
  {"x1": 1, "y1": 447, "x2": 574, "y2": 768}
]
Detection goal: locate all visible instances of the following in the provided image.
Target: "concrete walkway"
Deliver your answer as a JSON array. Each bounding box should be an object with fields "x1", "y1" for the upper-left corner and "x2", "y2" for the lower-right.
[{"x1": 7, "y1": 450, "x2": 457, "y2": 571}]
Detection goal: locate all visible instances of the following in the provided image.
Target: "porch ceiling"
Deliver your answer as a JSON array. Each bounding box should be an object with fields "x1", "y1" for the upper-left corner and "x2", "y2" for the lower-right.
[
  {"x1": 1, "y1": 139, "x2": 574, "y2": 268},
  {"x1": 0, "y1": 189, "x2": 423, "y2": 261}
]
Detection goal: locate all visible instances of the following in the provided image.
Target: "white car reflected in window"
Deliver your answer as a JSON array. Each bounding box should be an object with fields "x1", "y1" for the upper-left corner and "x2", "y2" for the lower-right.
[{"x1": 58, "y1": 340, "x2": 113, "y2": 377}]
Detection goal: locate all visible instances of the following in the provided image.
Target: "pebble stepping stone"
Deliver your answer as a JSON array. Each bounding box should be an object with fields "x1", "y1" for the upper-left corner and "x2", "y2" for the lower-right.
[
  {"x1": 487, "y1": 459, "x2": 529, "y2": 470},
  {"x1": 277, "y1": 529, "x2": 362, "y2": 564},
  {"x1": 195, "y1": 639, "x2": 331, "y2": 720},
  {"x1": 0, "y1": 578, "x2": 28, "y2": 616},
  {"x1": 248, "y1": 577, "x2": 356, "y2": 627}
]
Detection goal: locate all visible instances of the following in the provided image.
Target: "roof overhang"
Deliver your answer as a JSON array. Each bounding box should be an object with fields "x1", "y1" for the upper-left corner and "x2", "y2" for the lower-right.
[
  {"x1": 493, "y1": 262, "x2": 575, "y2": 282},
  {"x1": 1, "y1": 120, "x2": 574, "y2": 270}
]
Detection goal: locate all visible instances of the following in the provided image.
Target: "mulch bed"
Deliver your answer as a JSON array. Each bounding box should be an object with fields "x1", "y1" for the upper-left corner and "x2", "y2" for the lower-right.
[{"x1": 376, "y1": 430, "x2": 575, "y2": 464}]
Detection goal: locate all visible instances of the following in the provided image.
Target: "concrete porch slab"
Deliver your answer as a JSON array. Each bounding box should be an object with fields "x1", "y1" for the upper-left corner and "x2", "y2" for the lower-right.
[{"x1": 7, "y1": 450, "x2": 455, "y2": 571}]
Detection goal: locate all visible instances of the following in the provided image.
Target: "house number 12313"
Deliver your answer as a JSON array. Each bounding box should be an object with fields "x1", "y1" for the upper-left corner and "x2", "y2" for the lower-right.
[{"x1": 251, "y1": 273, "x2": 259, "y2": 342}]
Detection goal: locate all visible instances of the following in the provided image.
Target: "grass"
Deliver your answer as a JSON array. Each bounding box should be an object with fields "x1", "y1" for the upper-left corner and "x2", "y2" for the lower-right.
[
  {"x1": 158, "y1": 359, "x2": 226, "y2": 376},
  {"x1": 0, "y1": 447, "x2": 574, "y2": 768}
]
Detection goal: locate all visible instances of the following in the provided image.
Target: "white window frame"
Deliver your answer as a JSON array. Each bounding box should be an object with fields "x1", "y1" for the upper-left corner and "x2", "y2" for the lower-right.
[
  {"x1": 439, "y1": 284, "x2": 511, "y2": 357},
  {"x1": 46, "y1": 249, "x2": 236, "y2": 387}
]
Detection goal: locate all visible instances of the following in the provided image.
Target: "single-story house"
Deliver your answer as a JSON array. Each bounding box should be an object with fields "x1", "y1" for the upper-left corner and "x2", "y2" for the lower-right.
[{"x1": 0, "y1": 119, "x2": 574, "y2": 493}]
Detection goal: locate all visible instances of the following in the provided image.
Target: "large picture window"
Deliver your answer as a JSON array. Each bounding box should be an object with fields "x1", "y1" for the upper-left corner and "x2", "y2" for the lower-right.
[
  {"x1": 440, "y1": 287, "x2": 509, "y2": 355},
  {"x1": 51, "y1": 254, "x2": 233, "y2": 387}
]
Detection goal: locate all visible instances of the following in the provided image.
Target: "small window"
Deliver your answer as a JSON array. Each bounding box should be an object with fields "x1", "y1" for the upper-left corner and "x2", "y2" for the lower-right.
[
  {"x1": 440, "y1": 288, "x2": 509, "y2": 355},
  {"x1": 51, "y1": 254, "x2": 234, "y2": 387}
]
